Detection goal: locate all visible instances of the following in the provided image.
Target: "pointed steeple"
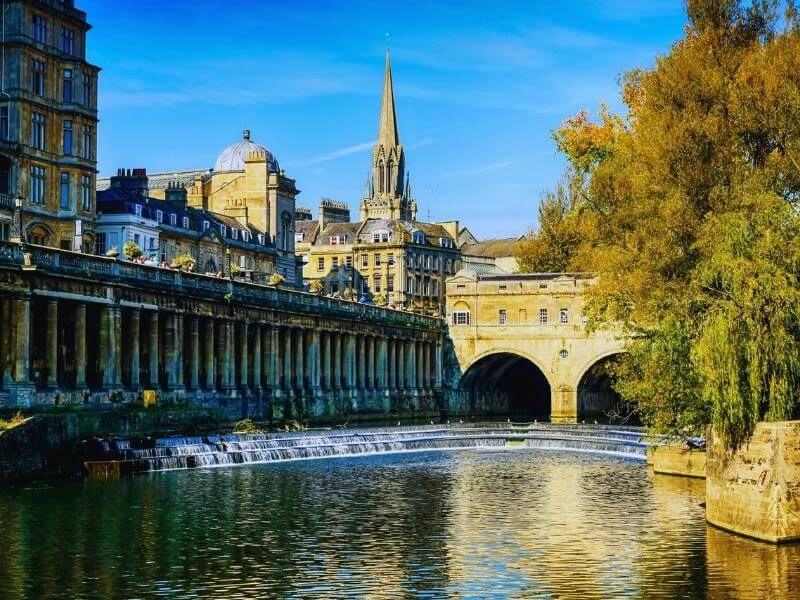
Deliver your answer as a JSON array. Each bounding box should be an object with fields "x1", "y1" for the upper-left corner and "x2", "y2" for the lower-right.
[{"x1": 378, "y1": 51, "x2": 400, "y2": 147}]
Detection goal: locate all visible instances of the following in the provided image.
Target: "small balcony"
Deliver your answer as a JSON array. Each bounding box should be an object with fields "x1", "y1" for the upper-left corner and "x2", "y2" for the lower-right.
[{"x1": 0, "y1": 193, "x2": 14, "y2": 211}]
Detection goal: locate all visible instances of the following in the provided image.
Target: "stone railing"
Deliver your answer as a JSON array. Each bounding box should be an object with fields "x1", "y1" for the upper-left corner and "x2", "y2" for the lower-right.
[
  {"x1": 0, "y1": 241, "x2": 444, "y2": 331},
  {"x1": 0, "y1": 193, "x2": 14, "y2": 210}
]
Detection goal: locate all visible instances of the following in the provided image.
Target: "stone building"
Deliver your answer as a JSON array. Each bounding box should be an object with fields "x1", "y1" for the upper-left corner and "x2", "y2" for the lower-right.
[
  {"x1": 0, "y1": 0, "x2": 100, "y2": 251},
  {"x1": 97, "y1": 168, "x2": 278, "y2": 280},
  {"x1": 297, "y1": 53, "x2": 460, "y2": 315},
  {"x1": 460, "y1": 236, "x2": 523, "y2": 274},
  {"x1": 97, "y1": 130, "x2": 303, "y2": 285}
]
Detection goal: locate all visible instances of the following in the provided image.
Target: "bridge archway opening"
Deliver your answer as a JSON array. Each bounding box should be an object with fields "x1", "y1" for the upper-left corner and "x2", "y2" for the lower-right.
[
  {"x1": 460, "y1": 353, "x2": 551, "y2": 419},
  {"x1": 577, "y1": 354, "x2": 629, "y2": 422}
]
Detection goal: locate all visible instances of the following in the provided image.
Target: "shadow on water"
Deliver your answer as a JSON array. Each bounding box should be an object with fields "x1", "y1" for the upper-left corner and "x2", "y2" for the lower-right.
[{"x1": 0, "y1": 451, "x2": 798, "y2": 598}]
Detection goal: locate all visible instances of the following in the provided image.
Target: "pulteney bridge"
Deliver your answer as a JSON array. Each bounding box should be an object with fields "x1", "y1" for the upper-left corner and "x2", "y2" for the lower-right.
[
  {"x1": 0, "y1": 241, "x2": 446, "y2": 421},
  {"x1": 445, "y1": 270, "x2": 627, "y2": 423}
]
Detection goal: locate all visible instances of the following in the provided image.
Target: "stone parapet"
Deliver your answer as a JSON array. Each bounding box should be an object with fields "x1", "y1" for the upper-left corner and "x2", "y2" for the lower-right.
[
  {"x1": 652, "y1": 445, "x2": 707, "y2": 479},
  {"x1": 706, "y1": 421, "x2": 800, "y2": 543}
]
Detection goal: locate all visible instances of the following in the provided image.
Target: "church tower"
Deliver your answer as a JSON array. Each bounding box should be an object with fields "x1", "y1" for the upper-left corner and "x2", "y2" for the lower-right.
[{"x1": 360, "y1": 52, "x2": 417, "y2": 221}]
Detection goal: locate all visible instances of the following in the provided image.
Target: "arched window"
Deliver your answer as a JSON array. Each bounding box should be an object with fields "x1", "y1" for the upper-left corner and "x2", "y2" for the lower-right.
[
  {"x1": 27, "y1": 224, "x2": 51, "y2": 246},
  {"x1": 281, "y1": 212, "x2": 292, "y2": 251},
  {"x1": 451, "y1": 301, "x2": 471, "y2": 326}
]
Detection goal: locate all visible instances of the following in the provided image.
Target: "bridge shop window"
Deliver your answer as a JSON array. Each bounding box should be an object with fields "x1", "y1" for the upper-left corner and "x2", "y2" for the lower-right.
[
  {"x1": 539, "y1": 308, "x2": 549, "y2": 325},
  {"x1": 452, "y1": 310, "x2": 471, "y2": 326},
  {"x1": 499, "y1": 309, "x2": 507, "y2": 325}
]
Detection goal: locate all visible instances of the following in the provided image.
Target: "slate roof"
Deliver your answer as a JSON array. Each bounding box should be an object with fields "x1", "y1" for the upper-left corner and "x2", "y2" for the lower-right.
[
  {"x1": 461, "y1": 237, "x2": 522, "y2": 258},
  {"x1": 96, "y1": 169, "x2": 211, "y2": 192},
  {"x1": 295, "y1": 219, "x2": 320, "y2": 243}
]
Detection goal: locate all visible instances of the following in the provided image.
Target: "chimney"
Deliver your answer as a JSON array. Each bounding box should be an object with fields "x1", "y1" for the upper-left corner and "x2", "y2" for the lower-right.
[
  {"x1": 319, "y1": 198, "x2": 351, "y2": 229},
  {"x1": 295, "y1": 206, "x2": 313, "y2": 221},
  {"x1": 164, "y1": 180, "x2": 188, "y2": 205},
  {"x1": 436, "y1": 220, "x2": 459, "y2": 243},
  {"x1": 110, "y1": 168, "x2": 148, "y2": 198}
]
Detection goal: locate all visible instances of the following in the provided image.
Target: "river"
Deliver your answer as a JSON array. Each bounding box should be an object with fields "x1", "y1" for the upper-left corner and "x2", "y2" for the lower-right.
[{"x1": 0, "y1": 448, "x2": 797, "y2": 598}]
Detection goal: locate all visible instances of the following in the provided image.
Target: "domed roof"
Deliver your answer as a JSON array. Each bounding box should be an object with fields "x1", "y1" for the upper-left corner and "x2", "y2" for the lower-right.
[{"x1": 214, "y1": 130, "x2": 279, "y2": 173}]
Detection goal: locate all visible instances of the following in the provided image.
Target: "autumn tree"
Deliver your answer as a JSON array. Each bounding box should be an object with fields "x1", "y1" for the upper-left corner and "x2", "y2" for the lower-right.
[{"x1": 550, "y1": 0, "x2": 800, "y2": 444}]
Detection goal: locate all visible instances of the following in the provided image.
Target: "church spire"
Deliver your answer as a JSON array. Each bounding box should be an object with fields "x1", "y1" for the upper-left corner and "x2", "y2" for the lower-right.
[{"x1": 378, "y1": 51, "x2": 399, "y2": 148}]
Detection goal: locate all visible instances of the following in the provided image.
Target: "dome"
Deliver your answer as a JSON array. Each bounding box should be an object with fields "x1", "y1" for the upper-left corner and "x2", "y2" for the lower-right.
[{"x1": 214, "y1": 130, "x2": 279, "y2": 173}]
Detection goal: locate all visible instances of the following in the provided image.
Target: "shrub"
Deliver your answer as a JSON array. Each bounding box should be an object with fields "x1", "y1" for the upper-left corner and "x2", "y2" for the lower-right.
[{"x1": 123, "y1": 240, "x2": 143, "y2": 260}]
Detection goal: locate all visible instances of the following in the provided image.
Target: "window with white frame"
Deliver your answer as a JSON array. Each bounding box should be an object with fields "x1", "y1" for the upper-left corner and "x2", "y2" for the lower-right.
[
  {"x1": 374, "y1": 253, "x2": 381, "y2": 267},
  {"x1": 387, "y1": 253, "x2": 395, "y2": 266},
  {"x1": 361, "y1": 254, "x2": 368, "y2": 268},
  {"x1": 182, "y1": 216, "x2": 189, "y2": 229},
  {"x1": 412, "y1": 231, "x2": 425, "y2": 244},
  {"x1": 539, "y1": 308, "x2": 549, "y2": 325},
  {"x1": 373, "y1": 274, "x2": 381, "y2": 292},
  {"x1": 80, "y1": 175, "x2": 92, "y2": 211},
  {"x1": 156, "y1": 210, "x2": 163, "y2": 223},
  {"x1": 440, "y1": 237, "x2": 454, "y2": 248},
  {"x1": 203, "y1": 220, "x2": 210, "y2": 231},
  {"x1": 373, "y1": 231, "x2": 390, "y2": 243},
  {"x1": 452, "y1": 311, "x2": 471, "y2": 326},
  {"x1": 560, "y1": 308, "x2": 569, "y2": 324},
  {"x1": 295, "y1": 232, "x2": 305, "y2": 243},
  {"x1": 432, "y1": 279, "x2": 439, "y2": 296},
  {"x1": 330, "y1": 235, "x2": 346, "y2": 245},
  {"x1": 220, "y1": 224, "x2": 227, "y2": 236},
  {"x1": 169, "y1": 214, "x2": 177, "y2": 226}
]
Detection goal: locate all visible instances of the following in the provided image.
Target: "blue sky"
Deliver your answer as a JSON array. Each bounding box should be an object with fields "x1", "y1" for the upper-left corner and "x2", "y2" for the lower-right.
[{"x1": 84, "y1": 0, "x2": 686, "y2": 239}]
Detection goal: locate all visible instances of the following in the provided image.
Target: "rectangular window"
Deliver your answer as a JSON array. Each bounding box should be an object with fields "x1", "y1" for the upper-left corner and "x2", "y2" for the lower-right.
[
  {"x1": 423, "y1": 279, "x2": 430, "y2": 296},
  {"x1": 133, "y1": 233, "x2": 141, "y2": 246},
  {"x1": 388, "y1": 275, "x2": 395, "y2": 292},
  {"x1": 499, "y1": 309, "x2": 507, "y2": 325},
  {"x1": 560, "y1": 308, "x2": 569, "y2": 324},
  {"x1": 232, "y1": 228, "x2": 239, "y2": 240},
  {"x1": 432, "y1": 279, "x2": 439, "y2": 296},
  {"x1": 374, "y1": 253, "x2": 381, "y2": 267},
  {"x1": 182, "y1": 216, "x2": 189, "y2": 229},
  {"x1": 169, "y1": 214, "x2": 176, "y2": 226},
  {"x1": 30, "y1": 59, "x2": 45, "y2": 96},
  {"x1": 407, "y1": 277, "x2": 414, "y2": 295},
  {"x1": 62, "y1": 120, "x2": 72, "y2": 155},
  {"x1": 373, "y1": 232, "x2": 389, "y2": 243},
  {"x1": 539, "y1": 308, "x2": 549, "y2": 325},
  {"x1": 203, "y1": 220, "x2": 210, "y2": 231},
  {"x1": 499, "y1": 285, "x2": 507, "y2": 291},
  {"x1": 62, "y1": 69, "x2": 73, "y2": 102},
  {"x1": 95, "y1": 232, "x2": 106, "y2": 255},
  {"x1": 361, "y1": 254, "x2": 368, "y2": 268},
  {"x1": 134, "y1": 204, "x2": 142, "y2": 217},
  {"x1": 32, "y1": 15, "x2": 47, "y2": 43},
  {"x1": 29, "y1": 165, "x2": 45, "y2": 204},
  {"x1": 156, "y1": 210, "x2": 163, "y2": 223},
  {"x1": 345, "y1": 255, "x2": 353, "y2": 268},
  {"x1": 445, "y1": 259, "x2": 452, "y2": 274},
  {"x1": 453, "y1": 311, "x2": 470, "y2": 326},
  {"x1": 60, "y1": 27, "x2": 75, "y2": 55},
  {"x1": 387, "y1": 253, "x2": 395, "y2": 266},
  {"x1": 317, "y1": 257, "x2": 325, "y2": 271},
  {"x1": 81, "y1": 175, "x2": 91, "y2": 211},
  {"x1": 30, "y1": 112, "x2": 45, "y2": 150},
  {"x1": 82, "y1": 73, "x2": 92, "y2": 106},
  {"x1": 0, "y1": 105, "x2": 8, "y2": 140},
  {"x1": 332, "y1": 256, "x2": 339, "y2": 268},
  {"x1": 373, "y1": 274, "x2": 381, "y2": 292},
  {"x1": 220, "y1": 224, "x2": 227, "y2": 236},
  {"x1": 81, "y1": 125, "x2": 92, "y2": 159},
  {"x1": 59, "y1": 172, "x2": 70, "y2": 209}
]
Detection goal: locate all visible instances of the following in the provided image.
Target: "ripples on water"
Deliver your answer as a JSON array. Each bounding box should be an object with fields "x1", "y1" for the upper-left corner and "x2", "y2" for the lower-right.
[{"x1": 0, "y1": 449, "x2": 798, "y2": 599}]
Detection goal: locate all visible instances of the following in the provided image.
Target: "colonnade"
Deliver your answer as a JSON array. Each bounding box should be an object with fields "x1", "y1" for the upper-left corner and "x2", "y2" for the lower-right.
[{"x1": 0, "y1": 295, "x2": 443, "y2": 400}]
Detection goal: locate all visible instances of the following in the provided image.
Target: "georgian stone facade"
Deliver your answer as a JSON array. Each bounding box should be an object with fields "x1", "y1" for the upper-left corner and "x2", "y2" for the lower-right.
[
  {"x1": 0, "y1": 0, "x2": 100, "y2": 251},
  {"x1": 0, "y1": 241, "x2": 446, "y2": 421}
]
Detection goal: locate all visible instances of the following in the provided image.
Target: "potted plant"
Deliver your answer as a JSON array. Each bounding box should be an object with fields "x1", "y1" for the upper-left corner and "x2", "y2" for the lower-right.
[
  {"x1": 123, "y1": 240, "x2": 143, "y2": 261},
  {"x1": 309, "y1": 280, "x2": 324, "y2": 295},
  {"x1": 170, "y1": 253, "x2": 196, "y2": 272},
  {"x1": 267, "y1": 273, "x2": 286, "y2": 287},
  {"x1": 373, "y1": 293, "x2": 387, "y2": 306},
  {"x1": 105, "y1": 245, "x2": 119, "y2": 258}
]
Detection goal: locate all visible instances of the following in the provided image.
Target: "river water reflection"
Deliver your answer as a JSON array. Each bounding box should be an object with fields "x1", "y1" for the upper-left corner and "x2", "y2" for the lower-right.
[{"x1": 0, "y1": 449, "x2": 798, "y2": 598}]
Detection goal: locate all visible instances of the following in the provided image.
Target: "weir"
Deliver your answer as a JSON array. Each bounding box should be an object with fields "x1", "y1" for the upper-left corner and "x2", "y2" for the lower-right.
[{"x1": 83, "y1": 423, "x2": 657, "y2": 476}]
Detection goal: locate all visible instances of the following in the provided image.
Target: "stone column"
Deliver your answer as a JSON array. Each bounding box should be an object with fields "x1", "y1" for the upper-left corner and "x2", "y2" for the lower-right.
[
  {"x1": 189, "y1": 317, "x2": 199, "y2": 389},
  {"x1": 46, "y1": 299, "x2": 58, "y2": 388},
  {"x1": 225, "y1": 320, "x2": 235, "y2": 389},
  {"x1": 388, "y1": 338, "x2": 396, "y2": 389},
  {"x1": 322, "y1": 332, "x2": 332, "y2": 390},
  {"x1": 74, "y1": 302, "x2": 86, "y2": 389},
  {"x1": 367, "y1": 336, "x2": 375, "y2": 389},
  {"x1": 333, "y1": 332, "x2": 342, "y2": 390},
  {"x1": 204, "y1": 318, "x2": 215, "y2": 389},
  {"x1": 130, "y1": 309, "x2": 141, "y2": 388},
  {"x1": 113, "y1": 307, "x2": 123, "y2": 388},
  {"x1": 239, "y1": 321, "x2": 249, "y2": 388},
  {"x1": 415, "y1": 342, "x2": 424, "y2": 390},
  {"x1": 0, "y1": 298, "x2": 8, "y2": 385},
  {"x1": 217, "y1": 319, "x2": 229, "y2": 389},
  {"x1": 282, "y1": 326, "x2": 293, "y2": 390},
  {"x1": 378, "y1": 338, "x2": 388, "y2": 389},
  {"x1": 149, "y1": 312, "x2": 159, "y2": 388},
  {"x1": 252, "y1": 324, "x2": 262, "y2": 390},
  {"x1": 397, "y1": 339, "x2": 405, "y2": 390},
  {"x1": 357, "y1": 335, "x2": 366, "y2": 390},
  {"x1": 269, "y1": 326, "x2": 280, "y2": 389},
  {"x1": 343, "y1": 334, "x2": 355, "y2": 390},
  {"x1": 294, "y1": 327, "x2": 305, "y2": 390},
  {"x1": 434, "y1": 341, "x2": 443, "y2": 389},
  {"x1": 406, "y1": 341, "x2": 416, "y2": 390},
  {"x1": 101, "y1": 305, "x2": 119, "y2": 388},
  {"x1": 165, "y1": 313, "x2": 178, "y2": 390},
  {"x1": 11, "y1": 297, "x2": 31, "y2": 388},
  {"x1": 310, "y1": 329, "x2": 321, "y2": 390},
  {"x1": 175, "y1": 314, "x2": 184, "y2": 390},
  {"x1": 423, "y1": 343, "x2": 431, "y2": 389}
]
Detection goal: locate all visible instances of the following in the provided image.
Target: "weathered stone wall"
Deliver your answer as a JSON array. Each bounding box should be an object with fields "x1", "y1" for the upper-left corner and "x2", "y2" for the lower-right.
[
  {"x1": 706, "y1": 421, "x2": 800, "y2": 543},
  {"x1": 652, "y1": 445, "x2": 707, "y2": 479}
]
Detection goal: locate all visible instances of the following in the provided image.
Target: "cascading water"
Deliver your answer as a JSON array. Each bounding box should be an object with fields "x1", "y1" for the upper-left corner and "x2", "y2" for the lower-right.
[{"x1": 84, "y1": 423, "x2": 664, "y2": 476}]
